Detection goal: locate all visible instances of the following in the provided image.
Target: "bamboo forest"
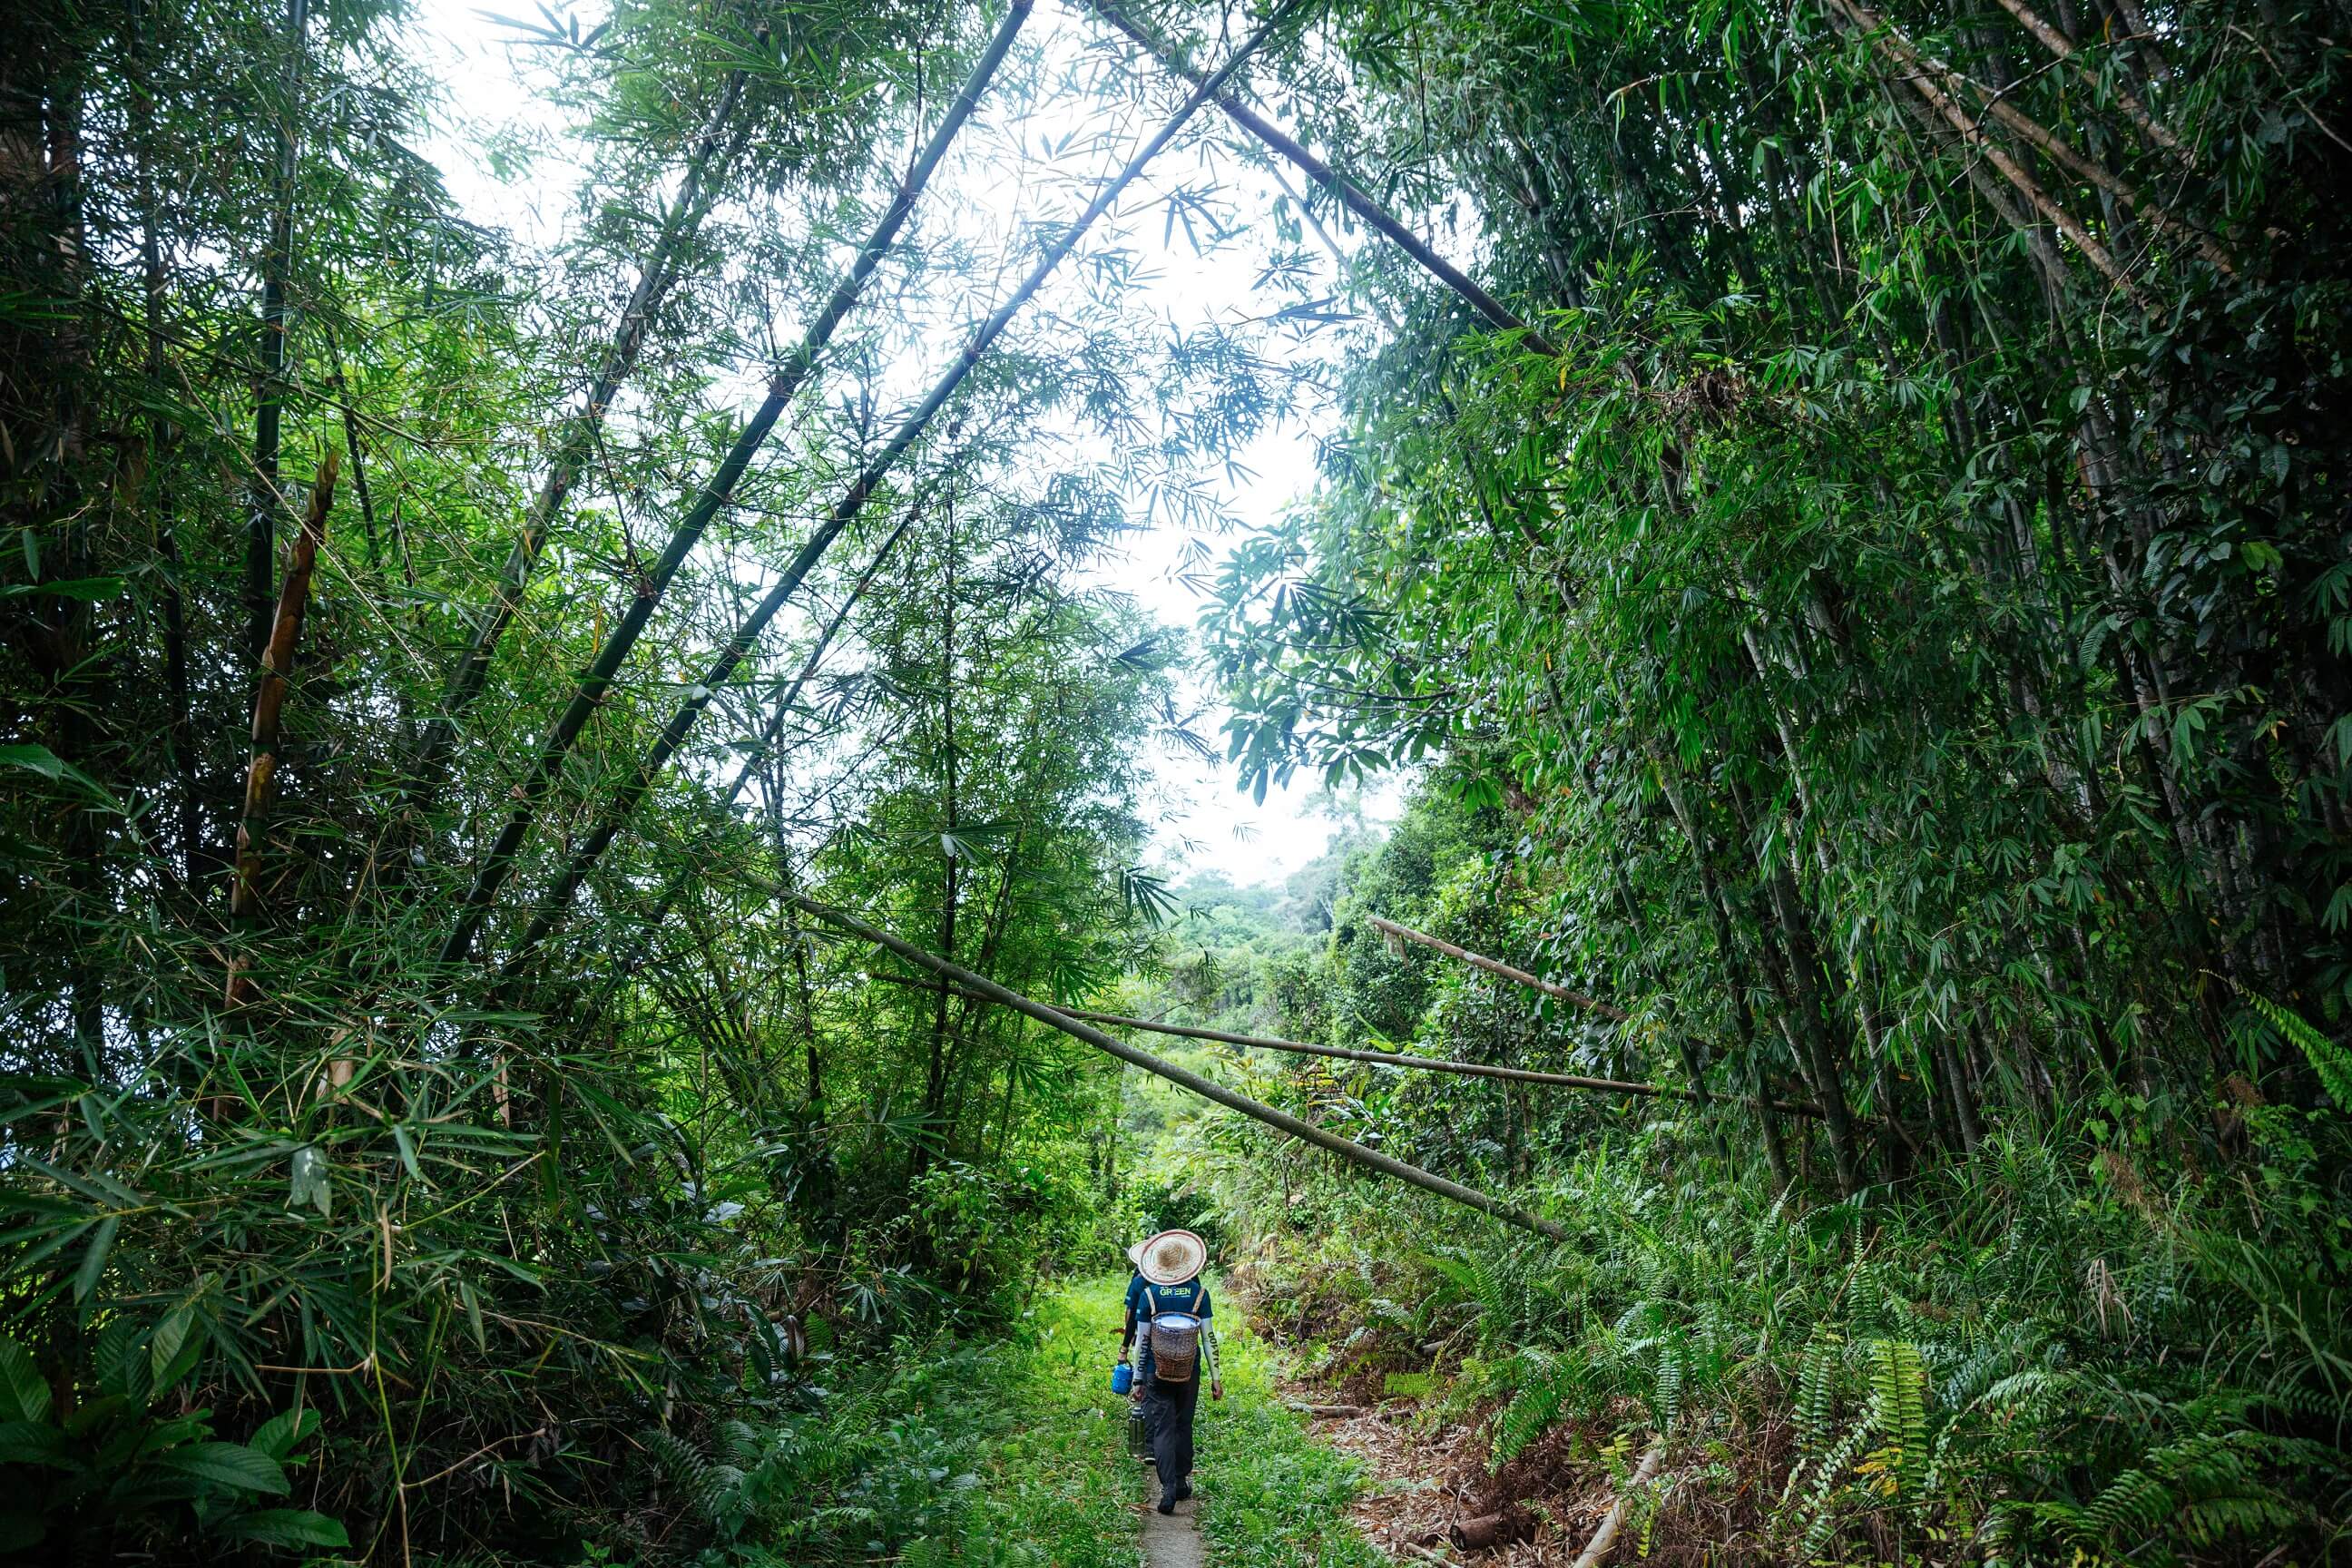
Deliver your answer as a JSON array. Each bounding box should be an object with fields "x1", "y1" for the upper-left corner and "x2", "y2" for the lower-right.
[{"x1": 3, "y1": 0, "x2": 2348, "y2": 1561}]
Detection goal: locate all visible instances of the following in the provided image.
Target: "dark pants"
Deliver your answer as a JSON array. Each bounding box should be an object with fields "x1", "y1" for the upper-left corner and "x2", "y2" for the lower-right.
[{"x1": 1142, "y1": 1374, "x2": 1200, "y2": 1492}]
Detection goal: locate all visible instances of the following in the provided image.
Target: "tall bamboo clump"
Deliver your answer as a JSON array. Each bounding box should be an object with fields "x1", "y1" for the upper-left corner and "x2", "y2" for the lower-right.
[{"x1": 1200, "y1": 0, "x2": 2352, "y2": 1189}]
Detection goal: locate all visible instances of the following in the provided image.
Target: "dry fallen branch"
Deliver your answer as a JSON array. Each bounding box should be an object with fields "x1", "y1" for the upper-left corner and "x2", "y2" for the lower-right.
[{"x1": 1569, "y1": 1445, "x2": 1666, "y2": 1568}]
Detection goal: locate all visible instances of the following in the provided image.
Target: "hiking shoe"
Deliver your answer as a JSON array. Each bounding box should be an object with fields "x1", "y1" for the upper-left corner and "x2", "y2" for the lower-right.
[{"x1": 1156, "y1": 1494, "x2": 1178, "y2": 1515}]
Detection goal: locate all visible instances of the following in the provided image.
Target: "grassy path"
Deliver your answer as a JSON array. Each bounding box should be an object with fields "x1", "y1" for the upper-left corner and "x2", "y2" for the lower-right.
[
  {"x1": 897, "y1": 1282, "x2": 1143, "y2": 1568},
  {"x1": 957, "y1": 1275, "x2": 1387, "y2": 1568},
  {"x1": 1184, "y1": 1287, "x2": 1389, "y2": 1568}
]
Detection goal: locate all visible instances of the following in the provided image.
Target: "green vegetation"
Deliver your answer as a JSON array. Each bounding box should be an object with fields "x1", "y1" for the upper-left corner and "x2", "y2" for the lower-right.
[
  {"x1": 1191, "y1": 1314, "x2": 1384, "y2": 1568},
  {"x1": 1146, "y1": 787, "x2": 2352, "y2": 1563},
  {"x1": 3, "y1": 0, "x2": 2347, "y2": 1562},
  {"x1": 586, "y1": 1283, "x2": 1148, "y2": 1567}
]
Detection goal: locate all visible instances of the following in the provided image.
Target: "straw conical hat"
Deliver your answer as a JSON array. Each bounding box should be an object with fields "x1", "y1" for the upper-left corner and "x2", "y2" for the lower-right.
[
  {"x1": 1136, "y1": 1229, "x2": 1206, "y2": 1286},
  {"x1": 1124, "y1": 1240, "x2": 1148, "y2": 1272}
]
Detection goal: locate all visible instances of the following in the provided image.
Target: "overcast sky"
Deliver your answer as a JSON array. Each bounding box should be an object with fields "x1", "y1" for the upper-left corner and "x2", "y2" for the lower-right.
[{"x1": 405, "y1": 0, "x2": 1406, "y2": 885}]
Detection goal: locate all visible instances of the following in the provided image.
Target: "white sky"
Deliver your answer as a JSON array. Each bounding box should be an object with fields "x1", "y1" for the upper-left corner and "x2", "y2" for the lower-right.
[{"x1": 406, "y1": 0, "x2": 1405, "y2": 886}]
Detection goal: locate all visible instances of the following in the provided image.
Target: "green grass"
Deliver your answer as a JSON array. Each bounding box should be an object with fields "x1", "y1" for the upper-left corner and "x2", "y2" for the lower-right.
[
  {"x1": 905, "y1": 1283, "x2": 1145, "y2": 1568},
  {"x1": 818, "y1": 1274, "x2": 1387, "y2": 1568},
  {"x1": 718, "y1": 1281, "x2": 1142, "y2": 1568}
]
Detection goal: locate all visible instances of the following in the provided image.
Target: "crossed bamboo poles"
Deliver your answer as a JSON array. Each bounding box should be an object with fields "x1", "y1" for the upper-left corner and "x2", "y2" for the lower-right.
[
  {"x1": 433, "y1": 0, "x2": 1563, "y2": 976},
  {"x1": 784, "y1": 888, "x2": 1570, "y2": 1242},
  {"x1": 431, "y1": 1, "x2": 1044, "y2": 965},
  {"x1": 865, "y1": 939, "x2": 1827, "y2": 1120},
  {"x1": 436, "y1": 1, "x2": 1323, "y2": 968},
  {"x1": 396, "y1": 5, "x2": 1707, "y2": 1236}
]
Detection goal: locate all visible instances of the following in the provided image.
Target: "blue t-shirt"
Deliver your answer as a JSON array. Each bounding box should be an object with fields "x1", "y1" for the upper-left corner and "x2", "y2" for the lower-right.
[{"x1": 1125, "y1": 1274, "x2": 1211, "y2": 1382}]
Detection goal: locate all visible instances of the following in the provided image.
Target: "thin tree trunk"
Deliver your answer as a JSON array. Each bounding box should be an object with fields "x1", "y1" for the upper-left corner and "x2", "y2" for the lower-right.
[
  {"x1": 400, "y1": 37, "x2": 771, "y2": 800},
  {"x1": 327, "y1": 338, "x2": 381, "y2": 571},
  {"x1": 131, "y1": 2, "x2": 201, "y2": 888},
  {"x1": 1085, "y1": 0, "x2": 1557, "y2": 355},
  {"x1": 923, "y1": 517, "x2": 962, "y2": 1156},
  {"x1": 1365, "y1": 915, "x2": 1629, "y2": 1021}
]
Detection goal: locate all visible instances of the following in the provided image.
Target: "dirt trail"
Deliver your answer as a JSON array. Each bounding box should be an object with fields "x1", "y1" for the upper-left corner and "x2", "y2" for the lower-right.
[{"x1": 1278, "y1": 1377, "x2": 1622, "y2": 1565}]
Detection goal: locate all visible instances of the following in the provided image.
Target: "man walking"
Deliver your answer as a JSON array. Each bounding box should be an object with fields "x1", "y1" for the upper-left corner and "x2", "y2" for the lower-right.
[{"x1": 1118, "y1": 1229, "x2": 1222, "y2": 1514}]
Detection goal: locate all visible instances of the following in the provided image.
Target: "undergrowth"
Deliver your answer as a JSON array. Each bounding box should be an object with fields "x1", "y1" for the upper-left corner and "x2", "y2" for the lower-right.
[
  {"x1": 602, "y1": 1281, "x2": 1135, "y2": 1566},
  {"x1": 1220, "y1": 1113, "x2": 2352, "y2": 1565},
  {"x1": 1191, "y1": 1313, "x2": 1385, "y2": 1568}
]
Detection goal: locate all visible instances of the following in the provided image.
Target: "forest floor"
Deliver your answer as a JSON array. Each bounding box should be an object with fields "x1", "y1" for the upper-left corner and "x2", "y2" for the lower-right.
[
  {"x1": 1268, "y1": 1374, "x2": 1628, "y2": 1567},
  {"x1": 1230, "y1": 1269, "x2": 1651, "y2": 1568}
]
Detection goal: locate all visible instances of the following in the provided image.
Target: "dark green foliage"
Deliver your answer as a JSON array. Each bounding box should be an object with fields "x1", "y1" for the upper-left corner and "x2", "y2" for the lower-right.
[{"x1": 0, "y1": 0, "x2": 1253, "y2": 1557}]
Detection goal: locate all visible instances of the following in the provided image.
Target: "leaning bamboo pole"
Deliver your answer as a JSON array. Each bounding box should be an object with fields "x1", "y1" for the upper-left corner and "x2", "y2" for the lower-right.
[
  {"x1": 246, "y1": 0, "x2": 309, "y2": 664},
  {"x1": 1366, "y1": 915, "x2": 1629, "y2": 1022},
  {"x1": 867, "y1": 971, "x2": 1828, "y2": 1119},
  {"x1": 544, "y1": 487, "x2": 939, "y2": 1001},
  {"x1": 441, "y1": 4, "x2": 1290, "y2": 966},
  {"x1": 435, "y1": 4, "x2": 1038, "y2": 965},
  {"x1": 783, "y1": 890, "x2": 1568, "y2": 1241},
  {"x1": 1085, "y1": 0, "x2": 1557, "y2": 357},
  {"x1": 407, "y1": 34, "x2": 767, "y2": 800},
  {"x1": 501, "y1": 507, "x2": 922, "y2": 974}
]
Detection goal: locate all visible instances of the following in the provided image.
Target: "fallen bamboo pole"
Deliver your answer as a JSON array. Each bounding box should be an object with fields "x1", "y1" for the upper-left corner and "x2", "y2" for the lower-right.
[
  {"x1": 1367, "y1": 915, "x2": 1630, "y2": 1023},
  {"x1": 1569, "y1": 1444, "x2": 1666, "y2": 1568},
  {"x1": 782, "y1": 891, "x2": 1568, "y2": 1241},
  {"x1": 866, "y1": 972, "x2": 1826, "y2": 1119}
]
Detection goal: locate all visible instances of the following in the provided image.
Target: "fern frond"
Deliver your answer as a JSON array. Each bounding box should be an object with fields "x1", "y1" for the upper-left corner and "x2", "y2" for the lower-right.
[
  {"x1": 1863, "y1": 1338, "x2": 1928, "y2": 1496},
  {"x1": 1795, "y1": 1333, "x2": 1843, "y2": 1452},
  {"x1": 2241, "y1": 988, "x2": 2352, "y2": 1109}
]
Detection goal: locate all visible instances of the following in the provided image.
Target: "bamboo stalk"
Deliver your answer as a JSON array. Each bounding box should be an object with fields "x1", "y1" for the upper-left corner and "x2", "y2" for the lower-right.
[
  {"x1": 1986, "y1": 0, "x2": 2186, "y2": 159},
  {"x1": 132, "y1": 6, "x2": 201, "y2": 887},
  {"x1": 1365, "y1": 915, "x2": 1630, "y2": 1022},
  {"x1": 246, "y1": 0, "x2": 308, "y2": 665},
  {"x1": 782, "y1": 890, "x2": 1569, "y2": 1241},
  {"x1": 541, "y1": 482, "x2": 938, "y2": 999},
  {"x1": 500, "y1": 508, "x2": 921, "y2": 972},
  {"x1": 406, "y1": 32, "x2": 769, "y2": 799},
  {"x1": 1823, "y1": 0, "x2": 2151, "y2": 309},
  {"x1": 867, "y1": 972, "x2": 1830, "y2": 1118},
  {"x1": 325, "y1": 338, "x2": 381, "y2": 571},
  {"x1": 1837, "y1": 0, "x2": 2232, "y2": 276},
  {"x1": 438, "y1": 2, "x2": 1281, "y2": 966},
  {"x1": 227, "y1": 448, "x2": 338, "y2": 1004},
  {"x1": 435, "y1": 5, "x2": 1037, "y2": 964},
  {"x1": 1084, "y1": 0, "x2": 1557, "y2": 357}
]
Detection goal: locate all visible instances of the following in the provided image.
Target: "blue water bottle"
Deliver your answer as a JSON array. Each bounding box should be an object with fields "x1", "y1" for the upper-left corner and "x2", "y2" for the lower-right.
[{"x1": 1112, "y1": 1360, "x2": 1133, "y2": 1396}]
